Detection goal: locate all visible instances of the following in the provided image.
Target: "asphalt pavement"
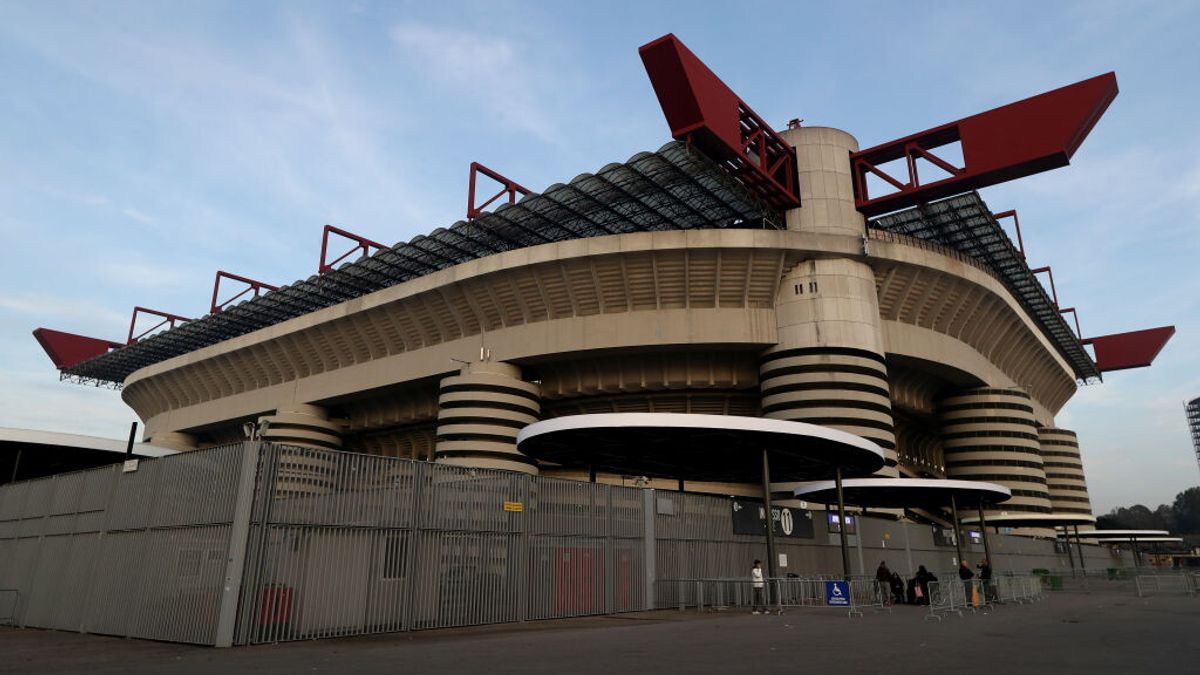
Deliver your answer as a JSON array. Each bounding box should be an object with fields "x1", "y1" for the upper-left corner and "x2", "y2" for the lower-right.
[{"x1": 1, "y1": 587, "x2": 1196, "y2": 675}]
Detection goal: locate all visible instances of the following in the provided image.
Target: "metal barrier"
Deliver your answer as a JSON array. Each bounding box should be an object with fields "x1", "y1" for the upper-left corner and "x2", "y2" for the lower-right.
[
  {"x1": 996, "y1": 575, "x2": 1041, "y2": 604},
  {"x1": 924, "y1": 581, "x2": 963, "y2": 621},
  {"x1": 660, "y1": 577, "x2": 891, "y2": 618},
  {"x1": 848, "y1": 579, "x2": 891, "y2": 618},
  {"x1": 1135, "y1": 574, "x2": 1198, "y2": 598},
  {"x1": 0, "y1": 589, "x2": 16, "y2": 626}
]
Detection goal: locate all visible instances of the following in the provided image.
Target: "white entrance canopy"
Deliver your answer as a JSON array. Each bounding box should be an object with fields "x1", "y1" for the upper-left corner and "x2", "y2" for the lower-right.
[
  {"x1": 516, "y1": 413, "x2": 885, "y2": 481},
  {"x1": 1060, "y1": 529, "x2": 1171, "y2": 539},
  {"x1": 961, "y1": 513, "x2": 1097, "y2": 527},
  {"x1": 789, "y1": 477, "x2": 1011, "y2": 509}
]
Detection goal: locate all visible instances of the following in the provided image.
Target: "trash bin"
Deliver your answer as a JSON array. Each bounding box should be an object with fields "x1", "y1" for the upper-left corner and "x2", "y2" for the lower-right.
[{"x1": 1048, "y1": 575, "x2": 1063, "y2": 591}]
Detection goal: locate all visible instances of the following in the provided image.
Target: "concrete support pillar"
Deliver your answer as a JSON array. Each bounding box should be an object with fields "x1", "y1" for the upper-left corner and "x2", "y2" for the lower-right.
[
  {"x1": 436, "y1": 361, "x2": 541, "y2": 475},
  {"x1": 146, "y1": 431, "x2": 198, "y2": 452},
  {"x1": 1039, "y1": 427, "x2": 1094, "y2": 519},
  {"x1": 761, "y1": 126, "x2": 897, "y2": 477},
  {"x1": 258, "y1": 403, "x2": 343, "y2": 497},
  {"x1": 938, "y1": 387, "x2": 1052, "y2": 518}
]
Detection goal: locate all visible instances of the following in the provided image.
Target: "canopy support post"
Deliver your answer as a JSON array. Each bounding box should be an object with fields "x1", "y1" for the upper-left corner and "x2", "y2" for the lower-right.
[
  {"x1": 761, "y1": 449, "x2": 777, "y2": 607},
  {"x1": 835, "y1": 465, "x2": 850, "y2": 580},
  {"x1": 950, "y1": 492, "x2": 964, "y2": 567}
]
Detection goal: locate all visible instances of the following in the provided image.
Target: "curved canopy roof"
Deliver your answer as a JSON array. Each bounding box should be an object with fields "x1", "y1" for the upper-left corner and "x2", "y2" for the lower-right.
[
  {"x1": 1088, "y1": 536, "x2": 1182, "y2": 544},
  {"x1": 59, "y1": 142, "x2": 772, "y2": 386},
  {"x1": 871, "y1": 193, "x2": 1100, "y2": 382},
  {"x1": 516, "y1": 413, "x2": 884, "y2": 482},
  {"x1": 1061, "y1": 529, "x2": 1171, "y2": 539},
  {"x1": 789, "y1": 477, "x2": 1011, "y2": 509},
  {"x1": 960, "y1": 512, "x2": 1097, "y2": 527}
]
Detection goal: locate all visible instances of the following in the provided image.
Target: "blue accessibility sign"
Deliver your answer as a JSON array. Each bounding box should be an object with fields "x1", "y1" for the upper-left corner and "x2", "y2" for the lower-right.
[{"x1": 825, "y1": 580, "x2": 850, "y2": 607}]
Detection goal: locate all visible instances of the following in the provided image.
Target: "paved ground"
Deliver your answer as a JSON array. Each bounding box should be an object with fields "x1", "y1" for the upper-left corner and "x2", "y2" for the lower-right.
[{"x1": 2, "y1": 588, "x2": 1197, "y2": 675}]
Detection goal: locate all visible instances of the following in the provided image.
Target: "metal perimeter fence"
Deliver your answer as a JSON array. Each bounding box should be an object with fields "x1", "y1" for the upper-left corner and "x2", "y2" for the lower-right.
[
  {"x1": 0, "y1": 442, "x2": 653, "y2": 646},
  {"x1": 0, "y1": 441, "x2": 1145, "y2": 646}
]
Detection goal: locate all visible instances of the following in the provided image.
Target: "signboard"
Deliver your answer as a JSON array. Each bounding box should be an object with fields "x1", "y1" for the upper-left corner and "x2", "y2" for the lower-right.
[
  {"x1": 122, "y1": 459, "x2": 139, "y2": 473},
  {"x1": 825, "y1": 580, "x2": 850, "y2": 606},
  {"x1": 503, "y1": 501, "x2": 524, "y2": 513},
  {"x1": 826, "y1": 513, "x2": 857, "y2": 535},
  {"x1": 731, "y1": 500, "x2": 814, "y2": 539}
]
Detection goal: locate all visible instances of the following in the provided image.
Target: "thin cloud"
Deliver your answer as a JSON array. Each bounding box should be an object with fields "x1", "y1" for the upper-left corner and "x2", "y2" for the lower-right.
[{"x1": 389, "y1": 22, "x2": 558, "y2": 142}]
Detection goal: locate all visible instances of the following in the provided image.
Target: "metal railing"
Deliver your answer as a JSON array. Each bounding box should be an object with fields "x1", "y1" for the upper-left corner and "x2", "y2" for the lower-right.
[
  {"x1": 659, "y1": 577, "x2": 891, "y2": 618},
  {"x1": 1135, "y1": 574, "x2": 1198, "y2": 598}
]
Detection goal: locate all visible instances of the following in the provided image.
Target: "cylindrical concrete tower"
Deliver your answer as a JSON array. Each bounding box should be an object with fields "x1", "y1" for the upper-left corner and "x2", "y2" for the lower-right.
[
  {"x1": 1039, "y1": 427, "x2": 1093, "y2": 517},
  {"x1": 938, "y1": 388, "x2": 1052, "y2": 515},
  {"x1": 435, "y1": 361, "x2": 540, "y2": 474},
  {"x1": 762, "y1": 127, "x2": 898, "y2": 476},
  {"x1": 258, "y1": 403, "x2": 342, "y2": 497}
]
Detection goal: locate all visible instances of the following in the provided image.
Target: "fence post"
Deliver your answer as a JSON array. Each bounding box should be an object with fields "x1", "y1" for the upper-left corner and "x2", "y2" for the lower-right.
[
  {"x1": 400, "y1": 461, "x2": 426, "y2": 631},
  {"x1": 643, "y1": 489, "x2": 656, "y2": 611},
  {"x1": 517, "y1": 473, "x2": 530, "y2": 622},
  {"x1": 213, "y1": 441, "x2": 263, "y2": 648}
]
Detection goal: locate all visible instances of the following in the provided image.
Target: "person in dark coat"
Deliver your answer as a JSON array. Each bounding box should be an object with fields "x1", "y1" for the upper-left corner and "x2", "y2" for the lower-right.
[
  {"x1": 977, "y1": 558, "x2": 995, "y2": 601},
  {"x1": 959, "y1": 559, "x2": 975, "y2": 600},
  {"x1": 889, "y1": 571, "x2": 905, "y2": 605},
  {"x1": 913, "y1": 565, "x2": 936, "y2": 605},
  {"x1": 874, "y1": 561, "x2": 893, "y2": 605}
]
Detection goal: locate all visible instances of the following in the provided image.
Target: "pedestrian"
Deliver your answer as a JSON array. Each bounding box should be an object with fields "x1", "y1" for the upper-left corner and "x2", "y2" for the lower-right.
[
  {"x1": 914, "y1": 565, "x2": 937, "y2": 605},
  {"x1": 890, "y1": 571, "x2": 905, "y2": 605},
  {"x1": 977, "y1": 558, "x2": 995, "y2": 601},
  {"x1": 875, "y1": 560, "x2": 893, "y2": 605},
  {"x1": 959, "y1": 559, "x2": 975, "y2": 601},
  {"x1": 751, "y1": 559, "x2": 766, "y2": 614}
]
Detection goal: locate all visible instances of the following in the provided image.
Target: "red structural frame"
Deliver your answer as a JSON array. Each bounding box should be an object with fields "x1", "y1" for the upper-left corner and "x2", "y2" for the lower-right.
[
  {"x1": 851, "y1": 73, "x2": 1118, "y2": 217},
  {"x1": 467, "y1": 162, "x2": 530, "y2": 220},
  {"x1": 32, "y1": 328, "x2": 122, "y2": 371},
  {"x1": 1059, "y1": 307, "x2": 1083, "y2": 338},
  {"x1": 319, "y1": 224, "x2": 385, "y2": 274},
  {"x1": 210, "y1": 271, "x2": 278, "y2": 314},
  {"x1": 639, "y1": 33, "x2": 799, "y2": 210},
  {"x1": 993, "y1": 210, "x2": 1025, "y2": 258},
  {"x1": 1031, "y1": 266, "x2": 1058, "y2": 306},
  {"x1": 128, "y1": 307, "x2": 190, "y2": 345}
]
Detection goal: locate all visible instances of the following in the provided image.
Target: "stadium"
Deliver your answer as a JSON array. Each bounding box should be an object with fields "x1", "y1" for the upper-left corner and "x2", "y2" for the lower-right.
[
  {"x1": 32, "y1": 34, "x2": 1173, "y2": 527},
  {"x1": 2, "y1": 32, "x2": 1181, "y2": 646}
]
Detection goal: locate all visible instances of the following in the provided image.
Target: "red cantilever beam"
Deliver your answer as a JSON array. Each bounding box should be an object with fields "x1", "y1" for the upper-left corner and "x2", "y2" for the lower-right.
[
  {"x1": 211, "y1": 270, "x2": 279, "y2": 313},
  {"x1": 852, "y1": 72, "x2": 1118, "y2": 216},
  {"x1": 32, "y1": 328, "x2": 123, "y2": 370},
  {"x1": 639, "y1": 33, "x2": 799, "y2": 210},
  {"x1": 1082, "y1": 326, "x2": 1175, "y2": 373},
  {"x1": 128, "y1": 306, "x2": 191, "y2": 345},
  {"x1": 467, "y1": 162, "x2": 530, "y2": 220},
  {"x1": 319, "y1": 224, "x2": 385, "y2": 274}
]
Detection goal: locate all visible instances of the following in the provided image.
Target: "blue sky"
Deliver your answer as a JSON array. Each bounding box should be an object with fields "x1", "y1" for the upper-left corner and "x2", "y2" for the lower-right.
[{"x1": 1, "y1": 1, "x2": 1196, "y2": 512}]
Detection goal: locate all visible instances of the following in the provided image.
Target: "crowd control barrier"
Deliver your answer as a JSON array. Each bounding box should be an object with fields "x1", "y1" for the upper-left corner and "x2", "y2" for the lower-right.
[{"x1": 1135, "y1": 574, "x2": 1198, "y2": 598}]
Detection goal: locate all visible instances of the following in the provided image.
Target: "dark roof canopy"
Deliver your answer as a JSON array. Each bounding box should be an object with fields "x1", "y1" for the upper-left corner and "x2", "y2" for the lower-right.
[
  {"x1": 516, "y1": 413, "x2": 885, "y2": 482},
  {"x1": 869, "y1": 193, "x2": 1101, "y2": 382},
  {"x1": 61, "y1": 146, "x2": 1097, "y2": 389},
  {"x1": 62, "y1": 142, "x2": 774, "y2": 386},
  {"x1": 789, "y1": 477, "x2": 1011, "y2": 509}
]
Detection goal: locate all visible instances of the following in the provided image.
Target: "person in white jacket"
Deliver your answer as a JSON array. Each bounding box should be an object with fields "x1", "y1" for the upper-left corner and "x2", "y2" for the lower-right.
[{"x1": 751, "y1": 559, "x2": 766, "y2": 614}]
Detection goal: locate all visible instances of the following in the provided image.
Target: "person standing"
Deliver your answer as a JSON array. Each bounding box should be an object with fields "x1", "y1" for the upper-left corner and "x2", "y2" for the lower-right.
[
  {"x1": 875, "y1": 561, "x2": 893, "y2": 606},
  {"x1": 914, "y1": 565, "x2": 936, "y2": 605},
  {"x1": 977, "y1": 558, "x2": 995, "y2": 602},
  {"x1": 751, "y1": 559, "x2": 766, "y2": 614},
  {"x1": 959, "y1": 559, "x2": 975, "y2": 603}
]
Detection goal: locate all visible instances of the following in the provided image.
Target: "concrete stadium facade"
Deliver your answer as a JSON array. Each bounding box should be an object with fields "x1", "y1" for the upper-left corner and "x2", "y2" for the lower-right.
[{"x1": 115, "y1": 126, "x2": 1094, "y2": 524}]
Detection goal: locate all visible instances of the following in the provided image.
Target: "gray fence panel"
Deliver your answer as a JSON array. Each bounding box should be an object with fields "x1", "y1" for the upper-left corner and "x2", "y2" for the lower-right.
[{"x1": 0, "y1": 443, "x2": 247, "y2": 645}]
